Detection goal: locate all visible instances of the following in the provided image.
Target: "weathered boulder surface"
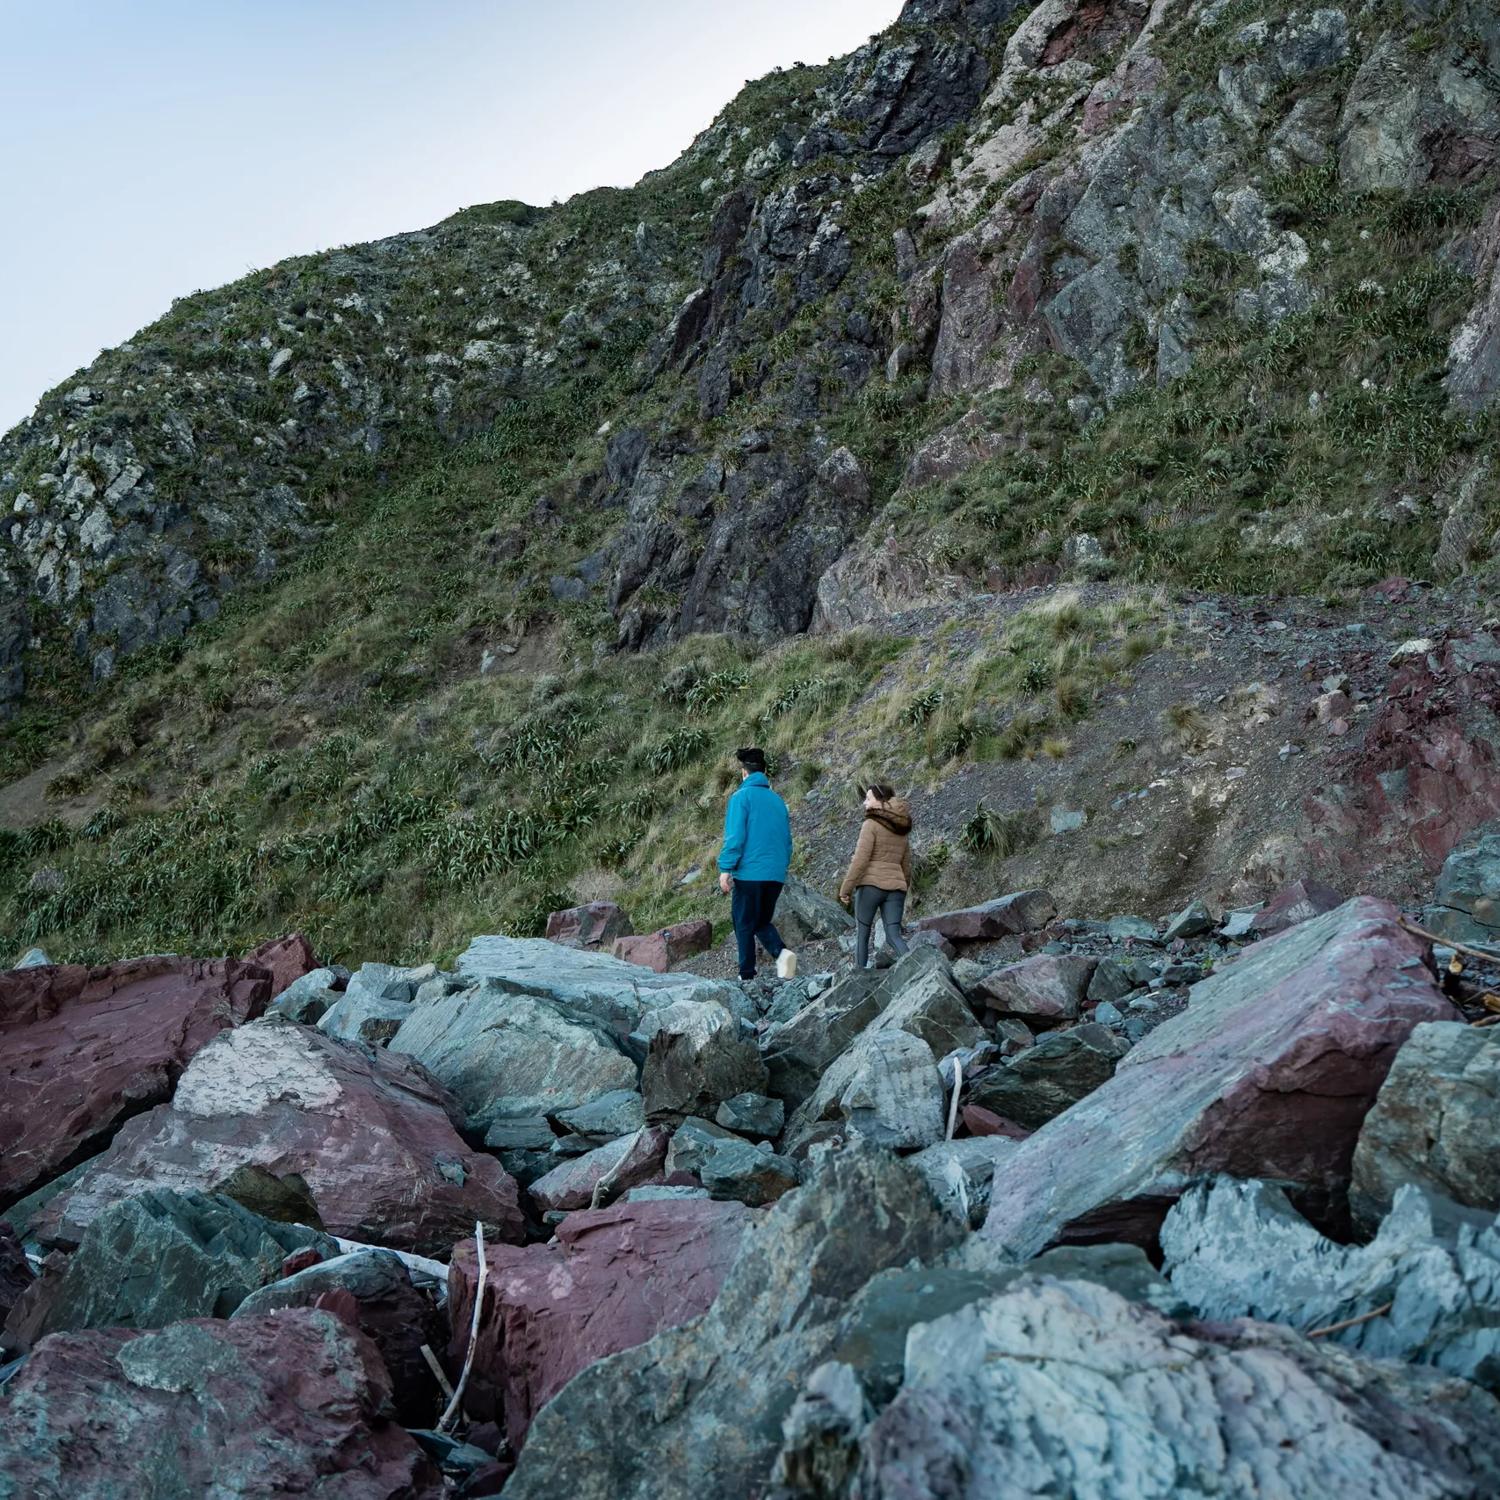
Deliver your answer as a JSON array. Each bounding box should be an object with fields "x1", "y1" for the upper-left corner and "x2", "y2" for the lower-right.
[
  {"x1": 975, "y1": 953, "x2": 1097, "y2": 1024},
  {"x1": 1426, "y1": 823, "x2": 1500, "y2": 940},
  {"x1": 910, "y1": 1136, "x2": 1018, "y2": 1227},
  {"x1": 529, "y1": 1126, "x2": 672, "y2": 1214},
  {"x1": 456, "y1": 934, "x2": 748, "y2": 1034},
  {"x1": 1162, "y1": 1176, "x2": 1500, "y2": 1391},
  {"x1": 1351, "y1": 1020, "x2": 1500, "y2": 1231},
  {"x1": 390, "y1": 982, "x2": 637, "y2": 1132},
  {"x1": 242, "y1": 934, "x2": 319, "y2": 998},
  {"x1": 982, "y1": 899, "x2": 1456, "y2": 1258},
  {"x1": 842, "y1": 1277, "x2": 1500, "y2": 1499},
  {"x1": 0, "y1": 1310, "x2": 442, "y2": 1499},
  {"x1": 1248, "y1": 877, "x2": 1345, "y2": 938},
  {"x1": 612, "y1": 919, "x2": 713, "y2": 972},
  {"x1": 0, "y1": 954, "x2": 271, "y2": 1207},
  {"x1": 546, "y1": 901, "x2": 634, "y2": 950},
  {"x1": 267, "y1": 965, "x2": 344, "y2": 1025},
  {"x1": 234, "y1": 1248, "x2": 443, "y2": 1423},
  {"x1": 774, "y1": 877, "x2": 856, "y2": 946},
  {"x1": 969, "y1": 1022, "x2": 1130, "y2": 1128},
  {"x1": 2, "y1": 1188, "x2": 334, "y2": 1353},
  {"x1": 699, "y1": 1139, "x2": 800, "y2": 1206},
  {"x1": 449, "y1": 1197, "x2": 755, "y2": 1449},
  {"x1": 784, "y1": 1029, "x2": 946, "y2": 1154},
  {"x1": 762, "y1": 948, "x2": 978, "y2": 1108},
  {"x1": 35, "y1": 1016, "x2": 524, "y2": 1254},
  {"x1": 914, "y1": 889, "x2": 1057, "y2": 943},
  {"x1": 642, "y1": 999, "x2": 767, "y2": 1121},
  {"x1": 503, "y1": 1149, "x2": 961, "y2": 1500},
  {"x1": 316, "y1": 968, "x2": 412, "y2": 1046}
]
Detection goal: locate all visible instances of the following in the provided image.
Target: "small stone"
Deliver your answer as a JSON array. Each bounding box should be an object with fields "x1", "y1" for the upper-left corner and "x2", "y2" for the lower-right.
[
  {"x1": 715, "y1": 1092, "x2": 785, "y2": 1139},
  {"x1": 1163, "y1": 899, "x2": 1215, "y2": 942}
]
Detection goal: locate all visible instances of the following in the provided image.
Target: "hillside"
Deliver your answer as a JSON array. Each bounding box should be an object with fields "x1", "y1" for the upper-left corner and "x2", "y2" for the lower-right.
[{"x1": 4, "y1": 0, "x2": 1500, "y2": 964}]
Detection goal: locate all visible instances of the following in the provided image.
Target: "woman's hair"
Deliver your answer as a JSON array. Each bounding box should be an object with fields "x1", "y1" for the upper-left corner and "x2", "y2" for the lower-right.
[{"x1": 863, "y1": 782, "x2": 895, "y2": 803}]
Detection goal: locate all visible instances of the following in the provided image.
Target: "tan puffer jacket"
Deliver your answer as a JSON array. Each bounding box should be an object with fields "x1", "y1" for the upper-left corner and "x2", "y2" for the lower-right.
[{"x1": 838, "y1": 798, "x2": 913, "y2": 901}]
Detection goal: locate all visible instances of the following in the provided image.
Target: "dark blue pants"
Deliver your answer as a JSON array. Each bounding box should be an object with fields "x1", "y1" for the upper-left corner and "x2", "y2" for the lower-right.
[{"x1": 731, "y1": 879, "x2": 785, "y2": 980}]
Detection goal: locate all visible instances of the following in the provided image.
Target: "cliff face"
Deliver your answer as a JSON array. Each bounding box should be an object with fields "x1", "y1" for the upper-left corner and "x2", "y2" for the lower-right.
[{"x1": 3, "y1": 0, "x2": 1499, "y2": 718}]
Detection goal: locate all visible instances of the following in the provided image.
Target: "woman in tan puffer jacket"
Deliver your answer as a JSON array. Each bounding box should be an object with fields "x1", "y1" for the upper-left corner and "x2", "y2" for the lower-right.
[{"x1": 838, "y1": 783, "x2": 913, "y2": 969}]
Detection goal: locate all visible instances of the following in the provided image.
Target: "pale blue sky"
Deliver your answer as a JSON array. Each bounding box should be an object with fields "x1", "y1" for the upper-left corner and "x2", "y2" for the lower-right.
[{"x1": 0, "y1": 1, "x2": 903, "y2": 434}]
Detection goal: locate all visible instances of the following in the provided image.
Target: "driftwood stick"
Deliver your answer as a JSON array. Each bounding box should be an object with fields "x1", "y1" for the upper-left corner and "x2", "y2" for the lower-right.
[
  {"x1": 420, "y1": 1344, "x2": 457, "y2": 1404},
  {"x1": 1306, "y1": 1301, "x2": 1394, "y2": 1339},
  {"x1": 945, "y1": 1055, "x2": 963, "y2": 1142},
  {"x1": 330, "y1": 1236, "x2": 448, "y2": 1286},
  {"x1": 438, "y1": 1223, "x2": 487, "y2": 1433},
  {"x1": 1398, "y1": 918, "x2": 1500, "y2": 965}
]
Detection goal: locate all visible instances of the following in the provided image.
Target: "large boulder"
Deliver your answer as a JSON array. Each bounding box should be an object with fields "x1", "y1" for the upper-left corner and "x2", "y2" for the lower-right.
[
  {"x1": 390, "y1": 981, "x2": 637, "y2": 1132},
  {"x1": 1161, "y1": 1176, "x2": 1500, "y2": 1391},
  {"x1": 243, "y1": 933, "x2": 319, "y2": 998},
  {"x1": 317, "y1": 963, "x2": 413, "y2": 1046},
  {"x1": 528, "y1": 1127, "x2": 672, "y2": 1214},
  {"x1": 761, "y1": 948, "x2": 979, "y2": 1108},
  {"x1": 546, "y1": 901, "x2": 634, "y2": 950},
  {"x1": 0, "y1": 955, "x2": 271, "y2": 1207},
  {"x1": 1426, "y1": 823, "x2": 1500, "y2": 941},
  {"x1": 449, "y1": 1197, "x2": 755, "y2": 1449},
  {"x1": 774, "y1": 877, "x2": 855, "y2": 946},
  {"x1": 982, "y1": 899, "x2": 1457, "y2": 1258},
  {"x1": 502, "y1": 1148, "x2": 963, "y2": 1500},
  {"x1": 909, "y1": 1136, "x2": 1019, "y2": 1227},
  {"x1": 267, "y1": 966, "x2": 344, "y2": 1025},
  {"x1": 2, "y1": 1189, "x2": 334, "y2": 1354},
  {"x1": 761, "y1": 967, "x2": 886, "y2": 1105},
  {"x1": 974, "y1": 953, "x2": 1097, "y2": 1024},
  {"x1": 612, "y1": 919, "x2": 713, "y2": 972},
  {"x1": 234, "y1": 1248, "x2": 444, "y2": 1423},
  {"x1": 783, "y1": 1029, "x2": 945, "y2": 1154},
  {"x1": 839, "y1": 1277, "x2": 1500, "y2": 1498},
  {"x1": 969, "y1": 1022, "x2": 1130, "y2": 1128},
  {"x1": 33, "y1": 1016, "x2": 524, "y2": 1255},
  {"x1": 0, "y1": 1311, "x2": 442, "y2": 1498},
  {"x1": 859, "y1": 946, "x2": 985, "y2": 1059},
  {"x1": 1351, "y1": 1020, "x2": 1500, "y2": 1231},
  {"x1": 1247, "y1": 877, "x2": 1345, "y2": 938},
  {"x1": 913, "y1": 889, "x2": 1056, "y2": 943},
  {"x1": 455, "y1": 934, "x2": 749, "y2": 1034},
  {"x1": 641, "y1": 999, "x2": 767, "y2": 1121}
]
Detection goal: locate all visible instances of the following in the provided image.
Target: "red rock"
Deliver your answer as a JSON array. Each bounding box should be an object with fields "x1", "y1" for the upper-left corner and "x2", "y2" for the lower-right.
[
  {"x1": 1081, "y1": 51, "x2": 1165, "y2": 135},
  {"x1": 1303, "y1": 631, "x2": 1500, "y2": 880},
  {"x1": 243, "y1": 933, "x2": 318, "y2": 998},
  {"x1": 1251, "y1": 878, "x2": 1344, "y2": 938},
  {"x1": 35, "y1": 1016, "x2": 524, "y2": 1255},
  {"x1": 0, "y1": 1310, "x2": 441, "y2": 1497},
  {"x1": 612, "y1": 919, "x2": 713, "y2": 973},
  {"x1": 449, "y1": 1197, "x2": 754, "y2": 1450},
  {"x1": 914, "y1": 890, "x2": 1057, "y2": 944},
  {"x1": 0, "y1": 1223, "x2": 32, "y2": 1323},
  {"x1": 982, "y1": 898, "x2": 1457, "y2": 1260},
  {"x1": 545, "y1": 902, "x2": 634, "y2": 950},
  {"x1": 907, "y1": 929, "x2": 957, "y2": 960},
  {"x1": 0, "y1": 955, "x2": 271, "y2": 1207},
  {"x1": 960, "y1": 1104, "x2": 1032, "y2": 1140}
]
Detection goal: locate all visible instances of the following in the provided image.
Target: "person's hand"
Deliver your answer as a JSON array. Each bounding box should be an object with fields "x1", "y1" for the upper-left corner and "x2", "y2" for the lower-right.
[
  {"x1": 839, "y1": 892, "x2": 851, "y2": 908},
  {"x1": 719, "y1": 871, "x2": 733, "y2": 895}
]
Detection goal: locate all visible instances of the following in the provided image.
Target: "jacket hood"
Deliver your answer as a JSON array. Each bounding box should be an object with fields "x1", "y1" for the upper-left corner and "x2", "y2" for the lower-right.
[{"x1": 865, "y1": 798, "x2": 912, "y2": 836}]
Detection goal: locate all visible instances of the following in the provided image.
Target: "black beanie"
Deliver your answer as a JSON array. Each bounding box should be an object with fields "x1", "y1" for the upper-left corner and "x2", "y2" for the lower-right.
[{"x1": 736, "y1": 746, "x2": 767, "y2": 772}]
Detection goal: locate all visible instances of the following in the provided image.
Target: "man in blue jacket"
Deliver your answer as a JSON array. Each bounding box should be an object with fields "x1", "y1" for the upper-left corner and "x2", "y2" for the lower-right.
[{"x1": 717, "y1": 746, "x2": 797, "y2": 983}]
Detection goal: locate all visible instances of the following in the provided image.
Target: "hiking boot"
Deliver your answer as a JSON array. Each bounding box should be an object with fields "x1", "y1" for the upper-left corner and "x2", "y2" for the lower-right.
[{"x1": 776, "y1": 949, "x2": 798, "y2": 981}]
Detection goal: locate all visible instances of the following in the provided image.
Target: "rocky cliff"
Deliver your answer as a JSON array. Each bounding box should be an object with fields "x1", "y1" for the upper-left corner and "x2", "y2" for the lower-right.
[{"x1": 5, "y1": 0, "x2": 1498, "y2": 716}]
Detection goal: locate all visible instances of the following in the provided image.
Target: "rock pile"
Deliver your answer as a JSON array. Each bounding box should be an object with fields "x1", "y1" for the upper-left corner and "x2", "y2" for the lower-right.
[{"x1": 3, "y1": 869, "x2": 1497, "y2": 1495}]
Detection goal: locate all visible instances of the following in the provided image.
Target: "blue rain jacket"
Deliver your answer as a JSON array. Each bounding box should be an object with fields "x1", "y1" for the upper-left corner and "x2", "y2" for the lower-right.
[{"x1": 717, "y1": 772, "x2": 792, "y2": 881}]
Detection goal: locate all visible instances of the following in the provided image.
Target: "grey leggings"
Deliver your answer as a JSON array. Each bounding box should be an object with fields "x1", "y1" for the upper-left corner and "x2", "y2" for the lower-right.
[{"x1": 854, "y1": 885, "x2": 910, "y2": 969}]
